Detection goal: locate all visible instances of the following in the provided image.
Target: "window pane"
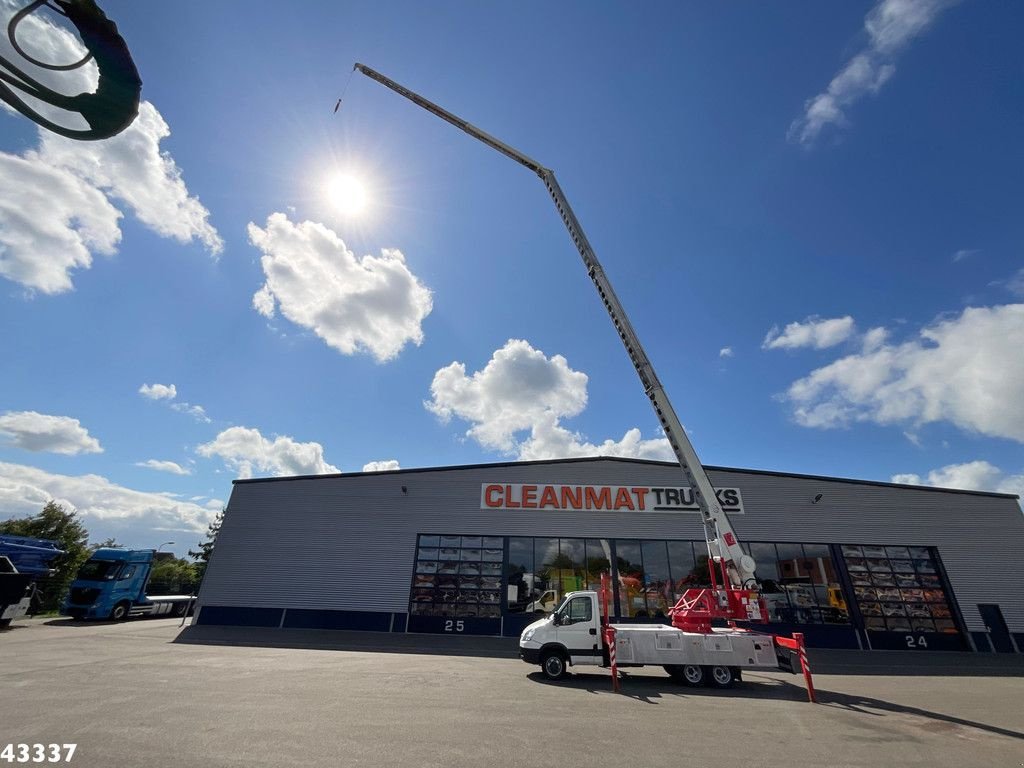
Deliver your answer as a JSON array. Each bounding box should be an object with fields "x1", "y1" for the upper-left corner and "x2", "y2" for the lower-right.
[
  {"x1": 641, "y1": 540, "x2": 671, "y2": 618},
  {"x1": 585, "y1": 539, "x2": 613, "y2": 592},
  {"x1": 559, "y1": 538, "x2": 587, "y2": 594},
  {"x1": 802, "y1": 544, "x2": 849, "y2": 625},
  {"x1": 568, "y1": 596, "x2": 592, "y2": 622},
  {"x1": 615, "y1": 540, "x2": 645, "y2": 617},
  {"x1": 506, "y1": 537, "x2": 533, "y2": 614},
  {"x1": 534, "y1": 537, "x2": 560, "y2": 613},
  {"x1": 667, "y1": 541, "x2": 697, "y2": 601},
  {"x1": 751, "y1": 543, "x2": 787, "y2": 622}
]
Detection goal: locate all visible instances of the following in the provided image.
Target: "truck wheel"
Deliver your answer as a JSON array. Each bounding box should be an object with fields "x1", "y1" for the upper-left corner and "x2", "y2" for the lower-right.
[
  {"x1": 541, "y1": 651, "x2": 567, "y2": 681},
  {"x1": 708, "y1": 665, "x2": 735, "y2": 689},
  {"x1": 665, "y1": 664, "x2": 704, "y2": 686},
  {"x1": 109, "y1": 602, "x2": 131, "y2": 621},
  {"x1": 173, "y1": 602, "x2": 188, "y2": 617},
  {"x1": 681, "y1": 664, "x2": 705, "y2": 686}
]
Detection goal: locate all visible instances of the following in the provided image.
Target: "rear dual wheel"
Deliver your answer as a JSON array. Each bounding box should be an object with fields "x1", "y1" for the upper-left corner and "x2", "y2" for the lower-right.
[
  {"x1": 665, "y1": 664, "x2": 704, "y2": 686},
  {"x1": 665, "y1": 664, "x2": 737, "y2": 688},
  {"x1": 709, "y1": 665, "x2": 737, "y2": 689}
]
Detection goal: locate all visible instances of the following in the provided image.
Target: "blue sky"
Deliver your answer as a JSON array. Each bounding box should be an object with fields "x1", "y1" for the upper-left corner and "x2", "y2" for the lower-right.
[{"x1": 1, "y1": 0, "x2": 1022, "y2": 557}]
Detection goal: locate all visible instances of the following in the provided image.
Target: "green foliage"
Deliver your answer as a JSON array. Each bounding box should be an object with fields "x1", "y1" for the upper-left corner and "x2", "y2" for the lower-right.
[
  {"x1": 91, "y1": 537, "x2": 121, "y2": 550},
  {"x1": 147, "y1": 557, "x2": 199, "y2": 595},
  {"x1": 188, "y1": 509, "x2": 223, "y2": 584},
  {"x1": 0, "y1": 501, "x2": 90, "y2": 613}
]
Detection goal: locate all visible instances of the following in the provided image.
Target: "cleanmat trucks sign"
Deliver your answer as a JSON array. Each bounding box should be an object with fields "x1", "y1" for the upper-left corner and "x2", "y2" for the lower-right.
[{"x1": 480, "y1": 484, "x2": 743, "y2": 513}]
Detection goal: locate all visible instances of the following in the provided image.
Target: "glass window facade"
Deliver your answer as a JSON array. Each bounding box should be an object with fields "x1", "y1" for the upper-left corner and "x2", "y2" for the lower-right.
[
  {"x1": 410, "y1": 535, "x2": 961, "y2": 643},
  {"x1": 410, "y1": 534, "x2": 503, "y2": 618},
  {"x1": 753, "y1": 542, "x2": 850, "y2": 625},
  {"x1": 505, "y1": 536, "x2": 611, "y2": 615},
  {"x1": 841, "y1": 545, "x2": 957, "y2": 634}
]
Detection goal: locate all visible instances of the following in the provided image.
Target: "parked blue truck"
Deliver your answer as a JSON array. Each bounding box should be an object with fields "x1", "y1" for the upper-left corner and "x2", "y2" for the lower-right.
[
  {"x1": 0, "y1": 535, "x2": 64, "y2": 628},
  {"x1": 61, "y1": 548, "x2": 196, "y2": 620}
]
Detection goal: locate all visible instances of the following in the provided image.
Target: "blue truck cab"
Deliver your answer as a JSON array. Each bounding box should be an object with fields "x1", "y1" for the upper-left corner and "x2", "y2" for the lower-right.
[{"x1": 61, "y1": 548, "x2": 195, "y2": 621}]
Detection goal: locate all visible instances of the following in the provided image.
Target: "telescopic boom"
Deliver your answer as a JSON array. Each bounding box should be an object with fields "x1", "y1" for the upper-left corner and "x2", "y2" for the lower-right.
[{"x1": 353, "y1": 63, "x2": 757, "y2": 590}]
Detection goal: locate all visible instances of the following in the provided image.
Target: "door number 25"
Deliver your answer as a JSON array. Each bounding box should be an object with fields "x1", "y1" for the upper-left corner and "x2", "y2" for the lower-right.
[{"x1": 444, "y1": 620, "x2": 464, "y2": 632}]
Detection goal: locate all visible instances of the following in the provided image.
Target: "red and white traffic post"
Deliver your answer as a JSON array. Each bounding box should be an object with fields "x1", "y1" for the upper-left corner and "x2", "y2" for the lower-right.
[{"x1": 600, "y1": 573, "x2": 621, "y2": 693}]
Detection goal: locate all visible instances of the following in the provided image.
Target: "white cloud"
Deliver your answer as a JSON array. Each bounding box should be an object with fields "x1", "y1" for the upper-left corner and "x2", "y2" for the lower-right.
[
  {"x1": 719, "y1": 347, "x2": 734, "y2": 358},
  {"x1": 0, "y1": 411, "x2": 101, "y2": 454},
  {"x1": 139, "y1": 383, "x2": 177, "y2": 401},
  {"x1": 0, "y1": 103, "x2": 221, "y2": 293},
  {"x1": 902, "y1": 430, "x2": 922, "y2": 447},
  {"x1": 861, "y1": 326, "x2": 889, "y2": 353},
  {"x1": 0, "y1": 461, "x2": 215, "y2": 532},
  {"x1": 783, "y1": 304, "x2": 1024, "y2": 441},
  {"x1": 426, "y1": 339, "x2": 588, "y2": 452},
  {"x1": 135, "y1": 459, "x2": 191, "y2": 476},
  {"x1": 425, "y1": 339, "x2": 672, "y2": 461},
  {"x1": 36, "y1": 102, "x2": 222, "y2": 255},
  {"x1": 362, "y1": 460, "x2": 400, "y2": 472},
  {"x1": 789, "y1": 0, "x2": 958, "y2": 145},
  {"x1": 247, "y1": 213, "x2": 433, "y2": 363},
  {"x1": 952, "y1": 249, "x2": 978, "y2": 263},
  {"x1": 763, "y1": 316, "x2": 856, "y2": 350},
  {"x1": 891, "y1": 460, "x2": 1023, "y2": 497},
  {"x1": 1006, "y1": 268, "x2": 1024, "y2": 298},
  {"x1": 0, "y1": 152, "x2": 122, "y2": 293},
  {"x1": 197, "y1": 426, "x2": 339, "y2": 479},
  {"x1": 170, "y1": 402, "x2": 211, "y2": 423},
  {"x1": 0, "y1": 6, "x2": 221, "y2": 293},
  {"x1": 138, "y1": 383, "x2": 209, "y2": 422},
  {"x1": 517, "y1": 417, "x2": 674, "y2": 462}
]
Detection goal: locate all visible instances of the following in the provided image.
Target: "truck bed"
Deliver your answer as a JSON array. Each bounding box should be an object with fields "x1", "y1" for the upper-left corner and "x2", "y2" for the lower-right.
[{"x1": 608, "y1": 623, "x2": 779, "y2": 669}]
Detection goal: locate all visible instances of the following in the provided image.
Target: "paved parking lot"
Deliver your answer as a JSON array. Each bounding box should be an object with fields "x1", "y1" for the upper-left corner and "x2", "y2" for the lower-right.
[{"x1": 2, "y1": 618, "x2": 1022, "y2": 768}]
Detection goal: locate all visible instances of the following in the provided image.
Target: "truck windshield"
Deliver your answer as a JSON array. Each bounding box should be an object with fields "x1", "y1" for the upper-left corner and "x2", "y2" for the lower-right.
[{"x1": 76, "y1": 560, "x2": 120, "y2": 581}]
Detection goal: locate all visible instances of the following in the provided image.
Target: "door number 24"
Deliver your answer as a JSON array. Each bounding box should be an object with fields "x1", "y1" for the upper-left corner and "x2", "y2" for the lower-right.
[{"x1": 905, "y1": 634, "x2": 929, "y2": 648}]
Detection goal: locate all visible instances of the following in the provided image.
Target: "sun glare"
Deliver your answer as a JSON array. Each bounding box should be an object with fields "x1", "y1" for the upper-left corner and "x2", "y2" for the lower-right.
[{"x1": 327, "y1": 173, "x2": 368, "y2": 216}]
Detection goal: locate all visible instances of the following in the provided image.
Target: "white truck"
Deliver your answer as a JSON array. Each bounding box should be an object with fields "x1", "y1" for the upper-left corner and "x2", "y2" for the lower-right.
[{"x1": 519, "y1": 590, "x2": 791, "y2": 686}]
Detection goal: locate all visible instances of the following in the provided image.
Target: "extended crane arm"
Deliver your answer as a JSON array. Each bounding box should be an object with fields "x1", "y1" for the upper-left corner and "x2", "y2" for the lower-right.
[{"x1": 353, "y1": 63, "x2": 756, "y2": 589}]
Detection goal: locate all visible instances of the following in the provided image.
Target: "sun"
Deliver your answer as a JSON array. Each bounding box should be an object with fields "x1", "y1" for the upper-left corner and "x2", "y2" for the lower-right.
[{"x1": 327, "y1": 173, "x2": 368, "y2": 216}]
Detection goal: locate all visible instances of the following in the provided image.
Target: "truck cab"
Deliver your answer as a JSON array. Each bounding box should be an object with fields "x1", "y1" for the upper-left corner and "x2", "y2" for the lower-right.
[
  {"x1": 63, "y1": 548, "x2": 154, "y2": 620},
  {"x1": 519, "y1": 591, "x2": 604, "y2": 678},
  {"x1": 62, "y1": 548, "x2": 194, "y2": 621}
]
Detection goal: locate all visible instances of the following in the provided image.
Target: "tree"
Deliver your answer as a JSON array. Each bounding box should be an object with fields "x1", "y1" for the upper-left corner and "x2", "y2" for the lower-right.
[
  {"x1": 147, "y1": 557, "x2": 199, "y2": 595},
  {"x1": 188, "y1": 509, "x2": 223, "y2": 584},
  {"x1": 0, "y1": 501, "x2": 90, "y2": 613},
  {"x1": 91, "y1": 537, "x2": 121, "y2": 550}
]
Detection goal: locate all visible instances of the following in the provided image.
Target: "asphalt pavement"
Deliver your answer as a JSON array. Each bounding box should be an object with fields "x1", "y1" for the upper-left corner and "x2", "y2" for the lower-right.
[{"x1": 2, "y1": 617, "x2": 1022, "y2": 768}]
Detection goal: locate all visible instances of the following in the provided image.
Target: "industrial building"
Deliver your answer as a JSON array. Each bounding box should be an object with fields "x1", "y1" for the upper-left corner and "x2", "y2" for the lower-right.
[{"x1": 195, "y1": 457, "x2": 1023, "y2": 653}]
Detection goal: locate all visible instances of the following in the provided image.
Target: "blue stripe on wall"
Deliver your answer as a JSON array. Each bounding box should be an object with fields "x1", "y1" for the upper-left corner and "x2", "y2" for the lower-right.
[
  {"x1": 197, "y1": 606, "x2": 283, "y2": 627},
  {"x1": 283, "y1": 608, "x2": 391, "y2": 632}
]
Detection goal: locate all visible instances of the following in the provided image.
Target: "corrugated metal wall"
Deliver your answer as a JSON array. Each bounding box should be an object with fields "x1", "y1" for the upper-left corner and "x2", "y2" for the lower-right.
[{"x1": 197, "y1": 458, "x2": 1024, "y2": 632}]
